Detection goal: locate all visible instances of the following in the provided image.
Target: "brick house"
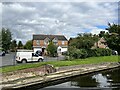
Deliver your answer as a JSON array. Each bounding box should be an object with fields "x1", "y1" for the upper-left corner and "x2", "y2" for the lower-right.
[
  {"x1": 92, "y1": 37, "x2": 108, "y2": 49},
  {"x1": 33, "y1": 34, "x2": 68, "y2": 55}
]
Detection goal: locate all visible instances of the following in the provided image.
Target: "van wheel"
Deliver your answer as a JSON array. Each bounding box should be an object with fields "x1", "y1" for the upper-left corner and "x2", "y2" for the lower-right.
[
  {"x1": 22, "y1": 59, "x2": 27, "y2": 63},
  {"x1": 38, "y1": 58, "x2": 43, "y2": 62}
]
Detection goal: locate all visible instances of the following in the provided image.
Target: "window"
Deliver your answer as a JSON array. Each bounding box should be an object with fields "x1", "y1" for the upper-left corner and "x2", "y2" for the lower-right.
[
  {"x1": 32, "y1": 53, "x2": 39, "y2": 57},
  {"x1": 44, "y1": 38, "x2": 49, "y2": 45},
  {"x1": 54, "y1": 42, "x2": 58, "y2": 45},
  {"x1": 52, "y1": 38, "x2": 58, "y2": 45},
  {"x1": 36, "y1": 40, "x2": 40, "y2": 45},
  {"x1": 62, "y1": 41, "x2": 65, "y2": 45},
  {"x1": 53, "y1": 38, "x2": 58, "y2": 43}
]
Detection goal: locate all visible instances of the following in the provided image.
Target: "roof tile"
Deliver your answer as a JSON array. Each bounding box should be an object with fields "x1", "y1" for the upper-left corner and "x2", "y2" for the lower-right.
[{"x1": 33, "y1": 34, "x2": 68, "y2": 41}]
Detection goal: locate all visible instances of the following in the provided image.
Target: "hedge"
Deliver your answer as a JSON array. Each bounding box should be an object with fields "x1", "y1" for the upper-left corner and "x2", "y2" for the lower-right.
[
  {"x1": 69, "y1": 48, "x2": 112, "y2": 59},
  {"x1": 89, "y1": 48, "x2": 112, "y2": 57}
]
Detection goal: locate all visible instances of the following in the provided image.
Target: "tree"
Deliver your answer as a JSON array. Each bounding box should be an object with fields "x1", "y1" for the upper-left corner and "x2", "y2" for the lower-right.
[
  {"x1": 105, "y1": 23, "x2": 120, "y2": 55},
  {"x1": 106, "y1": 23, "x2": 120, "y2": 35},
  {"x1": 24, "y1": 40, "x2": 32, "y2": 50},
  {"x1": 0, "y1": 30, "x2": 2, "y2": 48},
  {"x1": 68, "y1": 33, "x2": 100, "y2": 59},
  {"x1": 10, "y1": 40, "x2": 17, "y2": 52},
  {"x1": 18, "y1": 41, "x2": 23, "y2": 49},
  {"x1": 99, "y1": 31, "x2": 105, "y2": 37},
  {"x1": 69, "y1": 33, "x2": 99, "y2": 49},
  {"x1": 47, "y1": 42, "x2": 57, "y2": 57},
  {"x1": 2, "y1": 28, "x2": 12, "y2": 52}
]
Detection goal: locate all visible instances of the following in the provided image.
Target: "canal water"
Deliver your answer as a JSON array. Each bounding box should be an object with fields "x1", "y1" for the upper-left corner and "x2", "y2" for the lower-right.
[{"x1": 37, "y1": 67, "x2": 120, "y2": 90}]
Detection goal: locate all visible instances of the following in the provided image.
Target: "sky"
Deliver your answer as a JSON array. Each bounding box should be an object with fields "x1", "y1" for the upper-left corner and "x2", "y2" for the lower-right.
[{"x1": 1, "y1": 1, "x2": 119, "y2": 44}]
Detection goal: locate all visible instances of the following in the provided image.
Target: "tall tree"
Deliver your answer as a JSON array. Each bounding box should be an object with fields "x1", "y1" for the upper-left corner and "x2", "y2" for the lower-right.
[
  {"x1": 18, "y1": 41, "x2": 23, "y2": 49},
  {"x1": 2, "y1": 28, "x2": 12, "y2": 51},
  {"x1": 69, "y1": 33, "x2": 99, "y2": 49},
  {"x1": 11, "y1": 40, "x2": 17, "y2": 52},
  {"x1": 24, "y1": 40, "x2": 32, "y2": 50},
  {"x1": 105, "y1": 23, "x2": 120, "y2": 54},
  {"x1": 0, "y1": 30, "x2": 2, "y2": 49},
  {"x1": 99, "y1": 31, "x2": 105, "y2": 37}
]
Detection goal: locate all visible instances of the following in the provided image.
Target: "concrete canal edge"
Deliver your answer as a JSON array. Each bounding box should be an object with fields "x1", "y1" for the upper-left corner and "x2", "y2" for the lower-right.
[{"x1": 1, "y1": 63, "x2": 120, "y2": 90}]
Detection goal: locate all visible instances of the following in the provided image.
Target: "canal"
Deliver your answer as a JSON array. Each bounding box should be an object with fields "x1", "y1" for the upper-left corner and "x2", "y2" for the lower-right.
[{"x1": 19, "y1": 67, "x2": 120, "y2": 90}]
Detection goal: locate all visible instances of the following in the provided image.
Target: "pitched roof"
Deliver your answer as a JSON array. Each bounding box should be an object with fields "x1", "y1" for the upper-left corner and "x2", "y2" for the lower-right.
[
  {"x1": 33, "y1": 34, "x2": 68, "y2": 41},
  {"x1": 99, "y1": 37, "x2": 106, "y2": 43}
]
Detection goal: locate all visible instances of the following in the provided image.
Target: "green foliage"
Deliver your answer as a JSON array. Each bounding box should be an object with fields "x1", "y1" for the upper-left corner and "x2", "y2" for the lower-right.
[
  {"x1": 68, "y1": 46, "x2": 77, "y2": 59},
  {"x1": 69, "y1": 33, "x2": 99, "y2": 49},
  {"x1": 68, "y1": 46, "x2": 112, "y2": 59},
  {"x1": 2, "y1": 28, "x2": 12, "y2": 51},
  {"x1": 47, "y1": 42, "x2": 57, "y2": 57},
  {"x1": 68, "y1": 46, "x2": 88, "y2": 59},
  {"x1": 72, "y1": 49, "x2": 88, "y2": 59},
  {"x1": 0, "y1": 31, "x2": 2, "y2": 48},
  {"x1": 87, "y1": 48, "x2": 112, "y2": 57},
  {"x1": 18, "y1": 41, "x2": 23, "y2": 49},
  {"x1": 105, "y1": 23, "x2": 120, "y2": 54},
  {"x1": 106, "y1": 23, "x2": 120, "y2": 34},
  {"x1": 99, "y1": 31, "x2": 105, "y2": 37},
  {"x1": 10, "y1": 40, "x2": 17, "y2": 52},
  {"x1": 24, "y1": 40, "x2": 32, "y2": 50},
  {"x1": 68, "y1": 33, "x2": 102, "y2": 59}
]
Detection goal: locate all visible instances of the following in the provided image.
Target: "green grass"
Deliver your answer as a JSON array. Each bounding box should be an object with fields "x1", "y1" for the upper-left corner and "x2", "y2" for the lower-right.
[{"x1": 0, "y1": 56, "x2": 119, "y2": 73}]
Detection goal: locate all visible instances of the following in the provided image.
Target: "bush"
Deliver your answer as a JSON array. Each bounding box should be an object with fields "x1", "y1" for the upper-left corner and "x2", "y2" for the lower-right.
[
  {"x1": 62, "y1": 51, "x2": 68, "y2": 56},
  {"x1": 68, "y1": 46, "x2": 112, "y2": 59},
  {"x1": 88, "y1": 48, "x2": 112, "y2": 57},
  {"x1": 47, "y1": 42, "x2": 57, "y2": 57},
  {"x1": 69, "y1": 48, "x2": 88, "y2": 59}
]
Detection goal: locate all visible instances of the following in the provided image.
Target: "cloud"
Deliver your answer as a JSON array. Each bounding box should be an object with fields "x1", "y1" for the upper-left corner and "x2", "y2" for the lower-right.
[
  {"x1": 1, "y1": 0, "x2": 120, "y2": 2},
  {"x1": 2, "y1": 2, "x2": 118, "y2": 44},
  {"x1": 90, "y1": 27, "x2": 108, "y2": 35},
  {"x1": 0, "y1": 3, "x2": 2, "y2": 29}
]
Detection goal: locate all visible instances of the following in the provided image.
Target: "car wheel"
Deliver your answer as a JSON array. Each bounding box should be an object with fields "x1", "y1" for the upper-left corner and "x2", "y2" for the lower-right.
[
  {"x1": 22, "y1": 59, "x2": 27, "y2": 63},
  {"x1": 38, "y1": 58, "x2": 43, "y2": 62}
]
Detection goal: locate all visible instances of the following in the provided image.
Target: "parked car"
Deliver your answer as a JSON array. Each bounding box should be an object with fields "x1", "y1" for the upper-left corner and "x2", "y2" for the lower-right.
[
  {"x1": 0, "y1": 51, "x2": 5, "y2": 56},
  {"x1": 112, "y1": 50, "x2": 118, "y2": 55},
  {"x1": 16, "y1": 49, "x2": 44, "y2": 63}
]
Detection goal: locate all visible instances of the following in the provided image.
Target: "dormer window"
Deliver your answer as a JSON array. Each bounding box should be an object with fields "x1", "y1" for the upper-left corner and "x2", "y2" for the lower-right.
[
  {"x1": 52, "y1": 37, "x2": 58, "y2": 45},
  {"x1": 36, "y1": 40, "x2": 40, "y2": 45},
  {"x1": 44, "y1": 38, "x2": 50, "y2": 45}
]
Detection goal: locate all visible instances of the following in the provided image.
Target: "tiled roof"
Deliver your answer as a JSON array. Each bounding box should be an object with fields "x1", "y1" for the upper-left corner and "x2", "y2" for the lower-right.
[{"x1": 33, "y1": 34, "x2": 68, "y2": 41}]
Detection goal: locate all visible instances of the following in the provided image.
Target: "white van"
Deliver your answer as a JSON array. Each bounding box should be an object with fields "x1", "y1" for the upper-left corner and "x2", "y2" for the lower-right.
[{"x1": 16, "y1": 49, "x2": 44, "y2": 63}]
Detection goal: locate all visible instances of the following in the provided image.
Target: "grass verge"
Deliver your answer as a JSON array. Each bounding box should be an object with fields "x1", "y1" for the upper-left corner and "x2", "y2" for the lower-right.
[{"x1": 0, "y1": 56, "x2": 119, "y2": 73}]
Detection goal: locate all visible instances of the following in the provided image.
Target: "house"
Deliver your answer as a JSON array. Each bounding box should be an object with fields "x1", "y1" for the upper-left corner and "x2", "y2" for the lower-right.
[
  {"x1": 92, "y1": 37, "x2": 108, "y2": 49},
  {"x1": 33, "y1": 34, "x2": 68, "y2": 55}
]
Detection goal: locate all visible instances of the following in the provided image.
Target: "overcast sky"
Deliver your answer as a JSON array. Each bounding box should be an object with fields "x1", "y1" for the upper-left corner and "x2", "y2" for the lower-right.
[{"x1": 1, "y1": 1, "x2": 118, "y2": 44}]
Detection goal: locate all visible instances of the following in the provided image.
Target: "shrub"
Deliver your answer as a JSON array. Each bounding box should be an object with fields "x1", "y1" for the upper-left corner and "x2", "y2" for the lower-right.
[
  {"x1": 79, "y1": 49, "x2": 88, "y2": 59},
  {"x1": 69, "y1": 48, "x2": 88, "y2": 59},
  {"x1": 88, "y1": 48, "x2": 112, "y2": 57},
  {"x1": 47, "y1": 42, "x2": 57, "y2": 57},
  {"x1": 68, "y1": 46, "x2": 112, "y2": 59}
]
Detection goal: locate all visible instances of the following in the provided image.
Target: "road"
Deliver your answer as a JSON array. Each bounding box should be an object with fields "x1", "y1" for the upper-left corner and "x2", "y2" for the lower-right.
[
  {"x1": 0, "y1": 52, "x2": 16, "y2": 67},
  {"x1": 0, "y1": 52, "x2": 65, "y2": 67}
]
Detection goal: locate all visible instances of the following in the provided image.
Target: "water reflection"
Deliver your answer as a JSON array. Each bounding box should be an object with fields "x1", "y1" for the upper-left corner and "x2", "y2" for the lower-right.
[
  {"x1": 38, "y1": 68, "x2": 120, "y2": 90},
  {"x1": 92, "y1": 73, "x2": 110, "y2": 87}
]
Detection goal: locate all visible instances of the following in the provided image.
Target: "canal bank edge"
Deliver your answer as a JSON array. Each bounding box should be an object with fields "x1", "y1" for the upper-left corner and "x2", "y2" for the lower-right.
[{"x1": 1, "y1": 62, "x2": 120, "y2": 90}]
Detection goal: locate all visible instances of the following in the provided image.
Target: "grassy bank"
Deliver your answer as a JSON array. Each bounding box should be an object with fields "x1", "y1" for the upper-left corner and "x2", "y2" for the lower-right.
[{"x1": 0, "y1": 56, "x2": 119, "y2": 73}]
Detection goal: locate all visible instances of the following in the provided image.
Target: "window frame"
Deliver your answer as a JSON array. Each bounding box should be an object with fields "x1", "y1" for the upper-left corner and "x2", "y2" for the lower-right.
[{"x1": 36, "y1": 40, "x2": 40, "y2": 45}]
